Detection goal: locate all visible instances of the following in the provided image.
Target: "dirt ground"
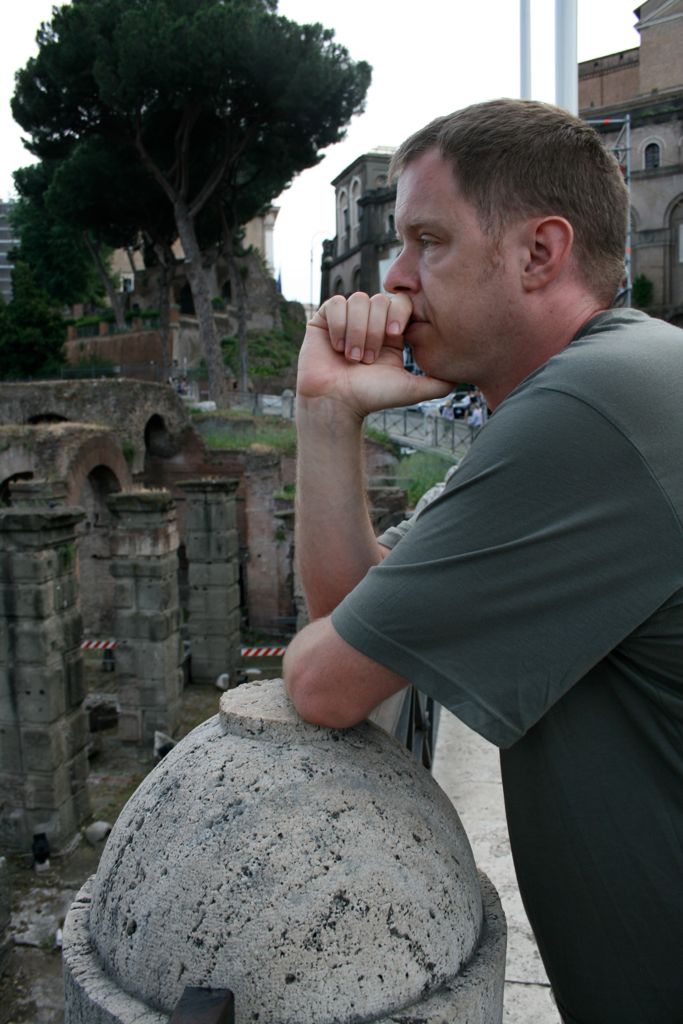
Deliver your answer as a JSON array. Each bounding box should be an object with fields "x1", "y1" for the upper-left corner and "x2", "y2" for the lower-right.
[{"x1": 0, "y1": 655, "x2": 280, "y2": 1024}]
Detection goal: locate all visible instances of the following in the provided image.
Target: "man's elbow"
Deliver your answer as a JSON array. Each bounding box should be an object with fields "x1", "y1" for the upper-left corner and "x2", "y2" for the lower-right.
[{"x1": 285, "y1": 663, "x2": 363, "y2": 730}]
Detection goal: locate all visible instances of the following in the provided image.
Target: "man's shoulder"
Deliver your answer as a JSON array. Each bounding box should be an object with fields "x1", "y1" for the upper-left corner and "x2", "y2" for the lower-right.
[{"x1": 512, "y1": 308, "x2": 683, "y2": 419}]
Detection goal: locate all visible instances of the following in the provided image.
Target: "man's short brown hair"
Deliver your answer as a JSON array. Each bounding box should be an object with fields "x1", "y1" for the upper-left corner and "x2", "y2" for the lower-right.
[{"x1": 390, "y1": 99, "x2": 628, "y2": 305}]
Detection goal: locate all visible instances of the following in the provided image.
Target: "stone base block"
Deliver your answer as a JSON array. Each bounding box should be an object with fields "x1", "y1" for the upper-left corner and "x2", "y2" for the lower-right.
[{"x1": 63, "y1": 873, "x2": 505, "y2": 1024}]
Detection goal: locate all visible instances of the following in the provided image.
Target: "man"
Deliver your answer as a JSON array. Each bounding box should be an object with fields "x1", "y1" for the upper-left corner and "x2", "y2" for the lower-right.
[{"x1": 283, "y1": 99, "x2": 683, "y2": 1023}]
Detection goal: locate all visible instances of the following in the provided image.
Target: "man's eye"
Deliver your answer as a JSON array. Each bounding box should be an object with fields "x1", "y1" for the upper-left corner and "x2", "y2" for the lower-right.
[{"x1": 419, "y1": 236, "x2": 436, "y2": 248}]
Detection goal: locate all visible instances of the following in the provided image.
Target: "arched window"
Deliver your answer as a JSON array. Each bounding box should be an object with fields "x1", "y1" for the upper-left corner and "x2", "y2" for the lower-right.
[
  {"x1": 644, "y1": 142, "x2": 661, "y2": 171},
  {"x1": 352, "y1": 267, "x2": 361, "y2": 293},
  {"x1": 387, "y1": 214, "x2": 396, "y2": 236},
  {"x1": 333, "y1": 277, "x2": 344, "y2": 296}
]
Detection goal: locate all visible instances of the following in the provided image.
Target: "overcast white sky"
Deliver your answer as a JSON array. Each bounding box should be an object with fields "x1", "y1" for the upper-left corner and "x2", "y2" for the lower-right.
[{"x1": 0, "y1": 1, "x2": 641, "y2": 304}]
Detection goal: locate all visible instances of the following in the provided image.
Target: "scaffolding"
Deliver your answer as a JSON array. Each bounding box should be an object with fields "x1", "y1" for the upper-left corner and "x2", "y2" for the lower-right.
[{"x1": 586, "y1": 115, "x2": 632, "y2": 306}]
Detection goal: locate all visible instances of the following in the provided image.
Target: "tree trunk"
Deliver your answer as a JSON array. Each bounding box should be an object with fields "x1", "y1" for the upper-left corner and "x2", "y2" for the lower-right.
[
  {"x1": 154, "y1": 243, "x2": 174, "y2": 381},
  {"x1": 174, "y1": 199, "x2": 227, "y2": 406},
  {"x1": 83, "y1": 233, "x2": 127, "y2": 331},
  {"x1": 226, "y1": 247, "x2": 249, "y2": 395}
]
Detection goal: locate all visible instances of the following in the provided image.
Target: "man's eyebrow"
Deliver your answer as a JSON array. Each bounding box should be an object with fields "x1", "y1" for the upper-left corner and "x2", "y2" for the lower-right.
[{"x1": 396, "y1": 217, "x2": 443, "y2": 235}]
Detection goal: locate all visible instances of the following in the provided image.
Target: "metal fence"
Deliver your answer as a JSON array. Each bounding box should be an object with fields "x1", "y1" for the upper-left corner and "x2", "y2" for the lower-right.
[{"x1": 366, "y1": 407, "x2": 471, "y2": 461}]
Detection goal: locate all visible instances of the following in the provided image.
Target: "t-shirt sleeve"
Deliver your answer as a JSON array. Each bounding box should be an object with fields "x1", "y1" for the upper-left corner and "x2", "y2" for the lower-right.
[{"x1": 333, "y1": 388, "x2": 683, "y2": 747}]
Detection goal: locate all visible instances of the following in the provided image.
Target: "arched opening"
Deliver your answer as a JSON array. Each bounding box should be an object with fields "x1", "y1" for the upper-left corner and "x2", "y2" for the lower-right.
[
  {"x1": 0, "y1": 471, "x2": 34, "y2": 506},
  {"x1": 221, "y1": 279, "x2": 232, "y2": 303},
  {"x1": 26, "y1": 413, "x2": 69, "y2": 425},
  {"x1": 333, "y1": 277, "x2": 345, "y2": 296},
  {"x1": 179, "y1": 282, "x2": 195, "y2": 315},
  {"x1": 644, "y1": 142, "x2": 661, "y2": 171},
  {"x1": 352, "y1": 267, "x2": 361, "y2": 293},
  {"x1": 144, "y1": 414, "x2": 176, "y2": 458}
]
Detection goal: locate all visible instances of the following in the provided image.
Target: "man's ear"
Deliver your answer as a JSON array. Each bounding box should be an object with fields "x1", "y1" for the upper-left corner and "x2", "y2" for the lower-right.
[{"x1": 521, "y1": 216, "x2": 574, "y2": 291}]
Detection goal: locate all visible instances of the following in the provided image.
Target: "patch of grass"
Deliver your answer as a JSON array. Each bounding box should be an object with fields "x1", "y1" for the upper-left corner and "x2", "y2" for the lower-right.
[
  {"x1": 394, "y1": 450, "x2": 454, "y2": 507},
  {"x1": 364, "y1": 426, "x2": 399, "y2": 453},
  {"x1": 203, "y1": 416, "x2": 296, "y2": 455}
]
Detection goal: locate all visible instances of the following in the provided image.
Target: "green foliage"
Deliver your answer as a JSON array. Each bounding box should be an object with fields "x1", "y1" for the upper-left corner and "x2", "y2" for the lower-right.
[
  {"x1": 221, "y1": 300, "x2": 305, "y2": 378},
  {"x1": 121, "y1": 441, "x2": 136, "y2": 464},
  {"x1": 394, "y1": 451, "x2": 454, "y2": 508},
  {"x1": 632, "y1": 273, "x2": 654, "y2": 309},
  {"x1": 10, "y1": 164, "x2": 104, "y2": 307},
  {"x1": 0, "y1": 262, "x2": 66, "y2": 379},
  {"x1": 364, "y1": 426, "x2": 399, "y2": 452}
]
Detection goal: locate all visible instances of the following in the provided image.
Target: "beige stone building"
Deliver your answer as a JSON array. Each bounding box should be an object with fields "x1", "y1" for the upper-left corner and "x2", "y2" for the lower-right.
[
  {"x1": 579, "y1": 0, "x2": 683, "y2": 323},
  {"x1": 320, "y1": 149, "x2": 399, "y2": 302}
]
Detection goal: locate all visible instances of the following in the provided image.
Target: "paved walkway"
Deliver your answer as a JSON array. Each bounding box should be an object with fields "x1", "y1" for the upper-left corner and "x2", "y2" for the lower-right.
[{"x1": 432, "y1": 711, "x2": 562, "y2": 1024}]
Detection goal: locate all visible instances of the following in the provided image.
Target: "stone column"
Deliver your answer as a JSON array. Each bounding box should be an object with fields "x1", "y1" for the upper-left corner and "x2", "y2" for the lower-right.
[
  {"x1": 244, "y1": 451, "x2": 286, "y2": 630},
  {"x1": 0, "y1": 858, "x2": 9, "y2": 978},
  {"x1": 107, "y1": 491, "x2": 182, "y2": 743},
  {"x1": 0, "y1": 507, "x2": 90, "y2": 854},
  {"x1": 9, "y1": 479, "x2": 68, "y2": 507},
  {"x1": 179, "y1": 479, "x2": 240, "y2": 685}
]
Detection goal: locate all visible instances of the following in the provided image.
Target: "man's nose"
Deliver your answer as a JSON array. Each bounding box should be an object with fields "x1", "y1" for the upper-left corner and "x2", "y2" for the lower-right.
[{"x1": 383, "y1": 248, "x2": 417, "y2": 294}]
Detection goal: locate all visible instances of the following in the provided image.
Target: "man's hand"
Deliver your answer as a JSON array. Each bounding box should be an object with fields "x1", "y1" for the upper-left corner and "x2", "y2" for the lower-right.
[{"x1": 297, "y1": 292, "x2": 452, "y2": 418}]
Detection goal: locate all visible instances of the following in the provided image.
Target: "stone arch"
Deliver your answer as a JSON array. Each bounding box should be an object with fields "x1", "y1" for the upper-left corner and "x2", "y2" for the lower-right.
[
  {"x1": 333, "y1": 276, "x2": 345, "y2": 296},
  {"x1": 352, "y1": 266, "x2": 361, "y2": 293},
  {"x1": 337, "y1": 188, "x2": 349, "y2": 252},
  {"x1": 66, "y1": 434, "x2": 131, "y2": 507},
  {"x1": 667, "y1": 195, "x2": 683, "y2": 308}
]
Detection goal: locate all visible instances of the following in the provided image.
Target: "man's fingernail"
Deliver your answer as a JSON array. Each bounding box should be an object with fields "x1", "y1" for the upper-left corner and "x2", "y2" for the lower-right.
[
  {"x1": 388, "y1": 321, "x2": 401, "y2": 335},
  {"x1": 334, "y1": 338, "x2": 345, "y2": 351},
  {"x1": 350, "y1": 347, "x2": 362, "y2": 361},
  {"x1": 363, "y1": 350, "x2": 375, "y2": 364}
]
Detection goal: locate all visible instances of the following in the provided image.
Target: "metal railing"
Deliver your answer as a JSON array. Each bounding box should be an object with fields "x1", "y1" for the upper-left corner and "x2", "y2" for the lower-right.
[
  {"x1": 367, "y1": 407, "x2": 471, "y2": 460},
  {"x1": 225, "y1": 393, "x2": 471, "y2": 461}
]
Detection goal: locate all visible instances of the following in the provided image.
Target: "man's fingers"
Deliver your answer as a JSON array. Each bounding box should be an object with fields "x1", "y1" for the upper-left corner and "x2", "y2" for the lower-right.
[
  {"x1": 344, "y1": 292, "x2": 371, "y2": 362},
  {"x1": 365, "y1": 294, "x2": 392, "y2": 363},
  {"x1": 386, "y1": 292, "x2": 413, "y2": 337},
  {"x1": 318, "y1": 295, "x2": 349, "y2": 352},
  {"x1": 312, "y1": 291, "x2": 413, "y2": 362}
]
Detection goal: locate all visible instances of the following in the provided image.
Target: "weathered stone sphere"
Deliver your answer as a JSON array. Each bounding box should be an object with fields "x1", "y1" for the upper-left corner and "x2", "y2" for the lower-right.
[{"x1": 64, "y1": 679, "x2": 505, "y2": 1023}]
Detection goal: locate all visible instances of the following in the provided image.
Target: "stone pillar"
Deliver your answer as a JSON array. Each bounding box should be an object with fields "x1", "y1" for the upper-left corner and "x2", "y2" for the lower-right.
[
  {"x1": 244, "y1": 451, "x2": 285, "y2": 630},
  {"x1": 107, "y1": 491, "x2": 182, "y2": 743},
  {"x1": 0, "y1": 857, "x2": 11, "y2": 977},
  {"x1": 9, "y1": 479, "x2": 68, "y2": 507},
  {"x1": 0, "y1": 508, "x2": 90, "y2": 854},
  {"x1": 178, "y1": 479, "x2": 240, "y2": 685}
]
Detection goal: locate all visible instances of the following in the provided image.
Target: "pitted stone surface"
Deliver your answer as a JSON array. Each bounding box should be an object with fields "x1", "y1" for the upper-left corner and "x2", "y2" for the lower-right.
[{"x1": 85, "y1": 679, "x2": 487, "y2": 1024}]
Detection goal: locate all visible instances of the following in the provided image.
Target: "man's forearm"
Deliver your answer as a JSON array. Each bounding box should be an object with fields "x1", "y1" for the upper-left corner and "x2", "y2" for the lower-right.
[{"x1": 295, "y1": 396, "x2": 386, "y2": 620}]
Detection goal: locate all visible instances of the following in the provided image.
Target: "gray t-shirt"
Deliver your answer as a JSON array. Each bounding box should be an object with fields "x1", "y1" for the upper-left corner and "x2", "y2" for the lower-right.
[{"x1": 332, "y1": 309, "x2": 683, "y2": 1023}]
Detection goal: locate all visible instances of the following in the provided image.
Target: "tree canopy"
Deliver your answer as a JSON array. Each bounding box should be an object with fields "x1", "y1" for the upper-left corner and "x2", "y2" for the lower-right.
[
  {"x1": 12, "y1": 0, "x2": 372, "y2": 401},
  {"x1": 10, "y1": 162, "x2": 104, "y2": 308},
  {"x1": 0, "y1": 263, "x2": 66, "y2": 380}
]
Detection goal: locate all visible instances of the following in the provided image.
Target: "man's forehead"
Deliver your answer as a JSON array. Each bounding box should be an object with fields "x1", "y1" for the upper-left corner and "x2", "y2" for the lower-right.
[{"x1": 394, "y1": 150, "x2": 466, "y2": 229}]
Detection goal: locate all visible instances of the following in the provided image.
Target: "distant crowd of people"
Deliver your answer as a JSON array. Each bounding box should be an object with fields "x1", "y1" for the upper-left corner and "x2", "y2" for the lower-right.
[{"x1": 440, "y1": 388, "x2": 485, "y2": 438}]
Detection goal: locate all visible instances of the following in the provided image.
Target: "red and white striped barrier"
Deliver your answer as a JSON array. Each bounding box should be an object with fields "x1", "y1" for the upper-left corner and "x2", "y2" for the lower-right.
[
  {"x1": 81, "y1": 640, "x2": 286, "y2": 657},
  {"x1": 240, "y1": 646, "x2": 287, "y2": 658}
]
